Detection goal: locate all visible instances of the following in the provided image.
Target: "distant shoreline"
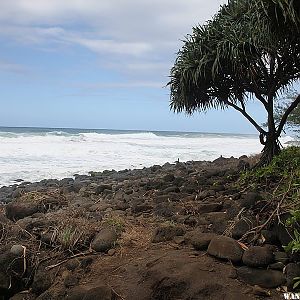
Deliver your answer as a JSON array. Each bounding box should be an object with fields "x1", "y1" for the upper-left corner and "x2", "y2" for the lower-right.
[
  {"x1": 0, "y1": 125, "x2": 259, "y2": 137},
  {"x1": 0, "y1": 129, "x2": 269, "y2": 187}
]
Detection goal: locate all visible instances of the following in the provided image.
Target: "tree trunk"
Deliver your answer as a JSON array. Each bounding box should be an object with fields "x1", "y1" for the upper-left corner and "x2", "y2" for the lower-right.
[
  {"x1": 259, "y1": 133, "x2": 281, "y2": 166},
  {"x1": 258, "y1": 104, "x2": 281, "y2": 166}
]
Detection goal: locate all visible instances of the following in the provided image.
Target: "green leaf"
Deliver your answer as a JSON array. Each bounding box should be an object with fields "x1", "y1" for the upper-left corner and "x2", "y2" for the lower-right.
[{"x1": 293, "y1": 280, "x2": 300, "y2": 289}]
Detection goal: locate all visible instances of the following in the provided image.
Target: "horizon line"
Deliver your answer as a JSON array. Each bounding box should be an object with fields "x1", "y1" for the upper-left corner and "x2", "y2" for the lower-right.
[{"x1": 0, "y1": 125, "x2": 258, "y2": 136}]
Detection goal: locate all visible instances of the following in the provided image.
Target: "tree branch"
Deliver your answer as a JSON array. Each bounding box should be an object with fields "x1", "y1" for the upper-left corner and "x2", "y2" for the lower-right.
[
  {"x1": 277, "y1": 94, "x2": 300, "y2": 137},
  {"x1": 254, "y1": 92, "x2": 268, "y2": 108},
  {"x1": 225, "y1": 100, "x2": 267, "y2": 135}
]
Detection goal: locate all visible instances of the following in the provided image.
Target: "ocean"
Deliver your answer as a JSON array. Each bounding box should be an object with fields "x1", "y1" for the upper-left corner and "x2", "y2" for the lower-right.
[{"x1": 0, "y1": 127, "x2": 293, "y2": 187}]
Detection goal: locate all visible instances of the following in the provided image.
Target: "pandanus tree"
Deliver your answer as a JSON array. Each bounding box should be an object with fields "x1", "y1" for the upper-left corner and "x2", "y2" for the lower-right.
[
  {"x1": 274, "y1": 91, "x2": 300, "y2": 135},
  {"x1": 169, "y1": 0, "x2": 300, "y2": 165}
]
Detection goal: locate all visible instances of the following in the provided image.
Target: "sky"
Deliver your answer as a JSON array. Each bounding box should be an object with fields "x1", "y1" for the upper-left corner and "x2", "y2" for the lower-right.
[{"x1": 0, "y1": 0, "x2": 268, "y2": 134}]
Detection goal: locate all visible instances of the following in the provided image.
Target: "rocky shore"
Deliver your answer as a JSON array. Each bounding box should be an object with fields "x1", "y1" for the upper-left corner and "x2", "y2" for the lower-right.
[{"x1": 0, "y1": 155, "x2": 298, "y2": 299}]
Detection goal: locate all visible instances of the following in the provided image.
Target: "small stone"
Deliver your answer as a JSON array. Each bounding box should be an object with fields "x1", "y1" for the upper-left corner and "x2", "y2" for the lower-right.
[
  {"x1": 64, "y1": 274, "x2": 79, "y2": 287},
  {"x1": 163, "y1": 186, "x2": 180, "y2": 193},
  {"x1": 237, "y1": 160, "x2": 250, "y2": 172},
  {"x1": 274, "y1": 251, "x2": 289, "y2": 264},
  {"x1": 183, "y1": 216, "x2": 198, "y2": 227},
  {"x1": 163, "y1": 174, "x2": 175, "y2": 182},
  {"x1": 131, "y1": 203, "x2": 153, "y2": 213},
  {"x1": 95, "y1": 184, "x2": 112, "y2": 194},
  {"x1": 66, "y1": 259, "x2": 80, "y2": 271},
  {"x1": 198, "y1": 190, "x2": 216, "y2": 200},
  {"x1": 40, "y1": 232, "x2": 53, "y2": 245},
  {"x1": 107, "y1": 249, "x2": 116, "y2": 256},
  {"x1": 173, "y1": 236, "x2": 185, "y2": 244},
  {"x1": 152, "y1": 225, "x2": 185, "y2": 243},
  {"x1": 10, "y1": 245, "x2": 24, "y2": 256},
  {"x1": 10, "y1": 292, "x2": 36, "y2": 300},
  {"x1": 91, "y1": 228, "x2": 117, "y2": 252},
  {"x1": 228, "y1": 268, "x2": 238, "y2": 279},
  {"x1": 252, "y1": 285, "x2": 271, "y2": 297},
  {"x1": 80, "y1": 256, "x2": 93, "y2": 269},
  {"x1": 269, "y1": 262, "x2": 285, "y2": 270},
  {"x1": 198, "y1": 203, "x2": 223, "y2": 214},
  {"x1": 61, "y1": 270, "x2": 69, "y2": 279},
  {"x1": 66, "y1": 285, "x2": 113, "y2": 300}
]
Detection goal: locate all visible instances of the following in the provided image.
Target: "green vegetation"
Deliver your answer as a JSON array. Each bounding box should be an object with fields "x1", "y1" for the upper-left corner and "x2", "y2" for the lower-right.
[
  {"x1": 285, "y1": 210, "x2": 300, "y2": 228},
  {"x1": 57, "y1": 226, "x2": 80, "y2": 250},
  {"x1": 293, "y1": 277, "x2": 300, "y2": 290},
  {"x1": 240, "y1": 147, "x2": 300, "y2": 276},
  {"x1": 283, "y1": 211, "x2": 300, "y2": 256},
  {"x1": 240, "y1": 147, "x2": 300, "y2": 202},
  {"x1": 283, "y1": 229, "x2": 300, "y2": 254},
  {"x1": 274, "y1": 91, "x2": 300, "y2": 135},
  {"x1": 169, "y1": 0, "x2": 300, "y2": 165},
  {"x1": 104, "y1": 217, "x2": 125, "y2": 234}
]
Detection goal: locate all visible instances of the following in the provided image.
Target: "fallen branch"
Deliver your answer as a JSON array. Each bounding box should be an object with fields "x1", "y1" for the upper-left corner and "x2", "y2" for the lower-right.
[
  {"x1": 239, "y1": 176, "x2": 293, "y2": 244},
  {"x1": 110, "y1": 286, "x2": 126, "y2": 300},
  {"x1": 45, "y1": 250, "x2": 96, "y2": 270}
]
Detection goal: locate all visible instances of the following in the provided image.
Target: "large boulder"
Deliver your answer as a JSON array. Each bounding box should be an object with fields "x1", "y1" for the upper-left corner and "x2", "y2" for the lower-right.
[
  {"x1": 232, "y1": 219, "x2": 252, "y2": 240},
  {"x1": 0, "y1": 250, "x2": 25, "y2": 297},
  {"x1": 237, "y1": 266, "x2": 285, "y2": 288},
  {"x1": 32, "y1": 269, "x2": 53, "y2": 296},
  {"x1": 242, "y1": 246, "x2": 274, "y2": 268},
  {"x1": 0, "y1": 250, "x2": 25, "y2": 276},
  {"x1": 186, "y1": 232, "x2": 217, "y2": 251},
  {"x1": 5, "y1": 202, "x2": 40, "y2": 220},
  {"x1": 261, "y1": 230, "x2": 277, "y2": 244},
  {"x1": 207, "y1": 236, "x2": 244, "y2": 263},
  {"x1": 285, "y1": 263, "x2": 300, "y2": 291},
  {"x1": 152, "y1": 225, "x2": 185, "y2": 243},
  {"x1": 0, "y1": 271, "x2": 9, "y2": 290},
  {"x1": 91, "y1": 228, "x2": 117, "y2": 252},
  {"x1": 131, "y1": 203, "x2": 153, "y2": 214},
  {"x1": 198, "y1": 203, "x2": 223, "y2": 214},
  {"x1": 239, "y1": 192, "x2": 260, "y2": 208}
]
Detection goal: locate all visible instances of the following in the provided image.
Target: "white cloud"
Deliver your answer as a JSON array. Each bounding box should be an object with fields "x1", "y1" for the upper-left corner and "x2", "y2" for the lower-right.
[
  {"x1": 0, "y1": 60, "x2": 28, "y2": 74},
  {"x1": 69, "y1": 37, "x2": 152, "y2": 56},
  {"x1": 0, "y1": 0, "x2": 226, "y2": 79},
  {"x1": 77, "y1": 81, "x2": 163, "y2": 89}
]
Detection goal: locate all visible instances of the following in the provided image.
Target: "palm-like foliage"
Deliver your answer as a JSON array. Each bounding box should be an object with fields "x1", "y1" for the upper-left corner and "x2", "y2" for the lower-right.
[
  {"x1": 274, "y1": 91, "x2": 300, "y2": 134},
  {"x1": 169, "y1": 0, "x2": 300, "y2": 164}
]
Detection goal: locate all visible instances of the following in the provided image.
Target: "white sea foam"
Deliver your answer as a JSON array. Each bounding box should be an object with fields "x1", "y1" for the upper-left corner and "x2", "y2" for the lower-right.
[{"x1": 0, "y1": 130, "x2": 293, "y2": 186}]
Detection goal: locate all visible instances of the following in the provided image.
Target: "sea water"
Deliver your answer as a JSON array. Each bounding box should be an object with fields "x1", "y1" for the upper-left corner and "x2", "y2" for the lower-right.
[{"x1": 0, "y1": 127, "x2": 293, "y2": 186}]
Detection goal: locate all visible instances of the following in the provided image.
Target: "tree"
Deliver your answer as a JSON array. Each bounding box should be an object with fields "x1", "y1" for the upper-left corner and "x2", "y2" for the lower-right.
[
  {"x1": 169, "y1": 0, "x2": 300, "y2": 165},
  {"x1": 274, "y1": 91, "x2": 300, "y2": 135}
]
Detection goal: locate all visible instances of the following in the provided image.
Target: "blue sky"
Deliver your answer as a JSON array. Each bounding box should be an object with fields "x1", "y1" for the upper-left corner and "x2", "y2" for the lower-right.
[{"x1": 0, "y1": 0, "x2": 268, "y2": 133}]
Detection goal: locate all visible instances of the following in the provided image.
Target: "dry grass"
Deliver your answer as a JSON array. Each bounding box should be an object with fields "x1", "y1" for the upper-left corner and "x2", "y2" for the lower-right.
[{"x1": 17, "y1": 189, "x2": 67, "y2": 210}]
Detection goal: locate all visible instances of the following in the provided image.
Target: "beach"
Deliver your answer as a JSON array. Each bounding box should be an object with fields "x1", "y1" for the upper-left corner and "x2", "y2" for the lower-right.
[
  {"x1": 0, "y1": 154, "x2": 290, "y2": 299},
  {"x1": 0, "y1": 127, "x2": 293, "y2": 187}
]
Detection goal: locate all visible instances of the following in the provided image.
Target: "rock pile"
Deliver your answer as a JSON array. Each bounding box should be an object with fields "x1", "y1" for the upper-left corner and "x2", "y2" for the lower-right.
[{"x1": 0, "y1": 155, "x2": 298, "y2": 299}]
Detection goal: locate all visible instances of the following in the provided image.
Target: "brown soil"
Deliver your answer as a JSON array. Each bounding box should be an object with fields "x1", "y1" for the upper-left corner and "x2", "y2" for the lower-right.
[{"x1": 42, "y1": 219, "x2": 282, "y2": 299}]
